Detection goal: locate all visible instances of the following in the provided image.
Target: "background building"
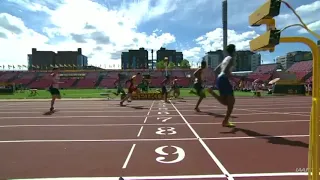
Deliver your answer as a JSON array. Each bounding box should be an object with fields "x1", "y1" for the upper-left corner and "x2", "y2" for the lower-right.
[
  {"x1": 235, "y1": 50, "x2": 261, "y2": 71},
  {"x1": 202, "y1": 50, "x2": 224, "y2": 69},
  {"x1": 28, "y1": 49, "x2": 56, "y2": 70},
  {"x1": 249, "y1": 53, "x2": 261, "y2": 71},
  {"x1": 156, "y1": 47, "x2": 183, "y2": 66},
  {"x1": 121, "y1": 52, "x2": 129, "y2": 69},
  {"x1": 276, "y1": 51, "x2": 312, "y2": 69},
  {"x1": 175, "y1": 52, "x2": 183, "y2": 65},
  {"x1": 28, "y1": 48, "x2": 88, "y2": 70},
  {"x1": 128, "y1": 48, "x2": 148, "y2": 69},
  {"x1": 201, "y1": 50, "x2": 261, "y2": 71}
]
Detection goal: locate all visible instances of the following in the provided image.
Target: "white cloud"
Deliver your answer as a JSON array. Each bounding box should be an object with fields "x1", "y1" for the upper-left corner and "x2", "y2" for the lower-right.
[
  {"x1": 0, "y1": 0, "x2": 177, "y2": 69},
  {"x1": 298, "y1": 20, "x2": 320, "y2": 34},
  {"x1": 196, "y1": 28, "x2": 259, "y2": 52},
  {"x1": 276, "y1": 1, "x2": 320, "y2": 34},
  {"x1": 0, "y1": 13, "x2": 50, "y2": 64},
  {"x1": 296, "y1": 1, "x2": 320, "y2": 13},
  {"x1": 180, "y1": 28, "x2": 259, "y2": 64},
  {"x1": 183, "y1": 47, "x2": 202, "y2": 59}
]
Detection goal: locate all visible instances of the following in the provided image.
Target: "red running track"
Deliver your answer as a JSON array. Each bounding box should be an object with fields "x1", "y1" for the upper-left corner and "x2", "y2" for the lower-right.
[{"x1": 0, "y1": 96, "x2": 312, "y2": 180}]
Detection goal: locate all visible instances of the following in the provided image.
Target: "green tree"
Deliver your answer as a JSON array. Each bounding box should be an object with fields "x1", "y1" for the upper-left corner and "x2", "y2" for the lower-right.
[
  {"x1": 180, "y1": 59, "x2": 191, "y2": 69},
  {"x1": 167, "y1": 61, "x2": 176, "y2": 69},
  {"x1": 156, "y1": 60, "x2": 166, "y2": 69}
]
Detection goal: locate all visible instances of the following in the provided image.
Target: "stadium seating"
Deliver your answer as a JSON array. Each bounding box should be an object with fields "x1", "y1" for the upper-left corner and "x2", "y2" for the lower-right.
[
  {"x1": 253, "y1": 64, "x2": 278, "y2": 74},
  {"x1": 28, "y1": 73, "x2": 51, "y2": 89},
  {"x1": 75, "y1": 72, "x2": 100, "y2": 89},
  {"x1": 0, "y1": 66, "x2": 314, "y2": 90},
  {"x1": 171, "y1": 70, "x2": 186, "y2": 77},
  {"x1": 106, "y1": 71, "x2": 118, "y2": 78},
  {"x1": 0, "y1": 71, "x2": 19, "y2": 82},
  {"x1": 12, "y1": 72, "x2": 36, "y2": 85},
  {"x1": 286, "y1": 60, "x2": 312, "y2": 72},
  {"x1": 59, "y1": 78, "x2": 77, "y2": 88},
  {"x1": 285, "y1": 61, "x2": 313, "y2": 81}
]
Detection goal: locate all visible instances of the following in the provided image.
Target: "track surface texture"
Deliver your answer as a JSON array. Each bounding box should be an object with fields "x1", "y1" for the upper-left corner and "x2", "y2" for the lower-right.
[{"x1": 0, "y1": 96, "x2": 313, "y2": 180}]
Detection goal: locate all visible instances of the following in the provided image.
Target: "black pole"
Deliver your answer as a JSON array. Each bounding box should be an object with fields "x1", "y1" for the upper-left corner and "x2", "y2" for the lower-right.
[{"x1": 151, "y1": 49, "x2": 154, "y2": 69}]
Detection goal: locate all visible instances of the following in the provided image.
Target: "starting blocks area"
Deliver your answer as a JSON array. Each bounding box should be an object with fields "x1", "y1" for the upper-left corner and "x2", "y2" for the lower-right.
[{"x1": 0, "y1": 96, "x2": 312, "y2": 180}]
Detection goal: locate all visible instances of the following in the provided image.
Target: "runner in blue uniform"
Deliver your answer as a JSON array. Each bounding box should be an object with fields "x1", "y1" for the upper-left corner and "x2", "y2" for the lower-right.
[{"x1": 208, "y1": 44, "x2": 236, "y2": 127}]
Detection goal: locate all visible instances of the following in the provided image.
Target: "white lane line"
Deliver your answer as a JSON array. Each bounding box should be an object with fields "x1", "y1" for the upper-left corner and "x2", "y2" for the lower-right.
[
  {"x1": 0, "y1": 134, "x2": 313, "y2": 143},
  {"x1": 204, "y1": 134, "x2": 310, "y2": 140},
  {"x1": 0, "y1": 119, "x2": 309, "y2": 128},
  {"x1": 0, "y1": 105, "x2": 311, "y2": 111},
  {"x1": 232, "y1": 172, "x2": 308, "y2": 177},
  {"x1": 136, "y1": 126, "x2": 144, "y2": 137},
  {"x1": 137, "y1": 100, "x2": 154, "y2": 138},
  {"x1": 169, "y1": 100, "x2": 233, "y2": 180},
  {"x1": 9, "y1": 172, "x2": 308, "y2": 180},
  {"x1": 0, "y1": 112, "x2": 299, "y2": 119},
  {"x1": 122, "y1": 144, "x2": 136, "y2": 169},
  {"x1": 0, "y1": 138, "x2": 197, "y2": 143},
  {"x1": 234, "y1": 107, "x2": 310, "y2": 117}
]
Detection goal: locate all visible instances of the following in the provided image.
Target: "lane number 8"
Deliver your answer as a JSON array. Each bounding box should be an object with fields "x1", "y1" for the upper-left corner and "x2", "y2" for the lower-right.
[{"x1": 156, "y1": 127, "x2": 177, "y2": 135}]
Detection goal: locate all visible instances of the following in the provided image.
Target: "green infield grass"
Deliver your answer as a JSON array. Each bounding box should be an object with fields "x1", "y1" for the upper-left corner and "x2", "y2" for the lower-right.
[{"x1": 0, "y1": 88, "x2": 260, "y2": 99}]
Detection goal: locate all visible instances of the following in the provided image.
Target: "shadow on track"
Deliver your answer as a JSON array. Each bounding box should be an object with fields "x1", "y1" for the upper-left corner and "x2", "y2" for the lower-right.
[
  {"x1": 197, "y1": 111, "x2": 238, "y2": 118},
  {"x1": 221, "y1": 127, "x2": 308, "y2": 148},
  {"x1": 43, "y1": 110, "x2": 58, "y2": 115}
]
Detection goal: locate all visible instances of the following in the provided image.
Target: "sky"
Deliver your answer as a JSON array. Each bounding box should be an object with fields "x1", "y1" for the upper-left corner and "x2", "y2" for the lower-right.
[{"x1": 0, "y1": 0, "x2": 319, "y2": 70}]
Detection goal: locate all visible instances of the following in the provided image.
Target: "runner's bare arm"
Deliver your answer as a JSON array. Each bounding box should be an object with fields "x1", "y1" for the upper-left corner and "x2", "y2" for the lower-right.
[
  {"x1": 114, "y1": 79, "x2": 119, "y2": 86},
  {"x1": 193, "y1": 68, "x2": 201, "y2": 78}
]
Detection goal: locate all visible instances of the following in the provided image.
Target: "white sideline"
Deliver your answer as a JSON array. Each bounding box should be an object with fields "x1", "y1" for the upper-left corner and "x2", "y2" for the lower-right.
[{"x1": 10, "y1": 172, "x2": 308, "y2": 180}]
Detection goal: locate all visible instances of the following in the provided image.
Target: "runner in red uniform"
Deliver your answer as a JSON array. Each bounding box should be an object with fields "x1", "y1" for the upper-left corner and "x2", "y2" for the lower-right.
[
  {"x1": 120, "y1": 73, "x2": 140, "y2": 106},
  {"x1": 48, "y1": 68, "x2": 63, "y2": 112}
]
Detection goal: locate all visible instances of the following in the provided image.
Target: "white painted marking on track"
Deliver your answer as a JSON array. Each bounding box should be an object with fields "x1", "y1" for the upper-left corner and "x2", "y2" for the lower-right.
[
  {"x1": 122, "y1": 144, "x2": 136, "y2": 169},
  {"x1": 169, "y1": 100, "x2": 234, "y2": 180},
  {"x1": 0, "y1": 134, "x2": 314, "y2": 144},
  {"x1": 138, "y1": 100, "x2": 155, "y2": 137},
  {"x1": 0, "y1": 119, "x2": 310, "y2": 128},
  {"x1": 0, "y1": 112, "x2": 306, "y2": 119},
  {"x1": 232, "y1": 172, "x2": 308, "y2": 177},
  {"x1": 156, "y1": 117, "x2": 172, "y2": 123},
  {"x1": 158, "y1": 111, "x2": 169, "y2": 115},
  {"x1": 137, "y1": 126, "x2": 143, "y2": 137},
  {"x1": 9, "y1": 172, "x2": 308, "y2": 180},
  {"x1": 234, "y1": 107, "x2": 310, "y2": 117},
  {"x1": 155, "y1": 145, "x2": 185, "y2": 164},
  {"x1": 0, "y1": 138, "x2": 198, "y2": 143},
  {"x1": 204, "y1": 134, "x2": 310, "y2": 140},
  {"x1": 156, "y1": 127, "x2": 177, "y2": 135},
  {"x1": 143, "y1": 117, "x2": 148, "y2": 124}
]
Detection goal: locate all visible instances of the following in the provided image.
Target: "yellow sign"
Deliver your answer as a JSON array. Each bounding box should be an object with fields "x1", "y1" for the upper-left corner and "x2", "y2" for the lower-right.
[
  {"x1": 0, "y1": 82, "x2": 14, "y2": 86},
  {"x1": 132, "y1": 92, "x2": 162, "y2": 100},
  {"x1": 277, "y1": 80, "x2": 302, "y2": 85}
]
